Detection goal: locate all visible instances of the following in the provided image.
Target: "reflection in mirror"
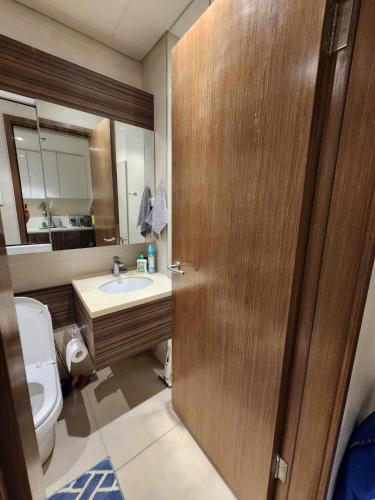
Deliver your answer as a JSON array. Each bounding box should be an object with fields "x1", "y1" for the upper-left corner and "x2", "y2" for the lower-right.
[
  {"x1": 0, "y1": 91, "x2": 51, "y2": 251},
  {"x1": 114, "y1": 121, "x2": 155, "y2": 244},
  {"x1": 1, "y1": 93, "x2": 155, "y2": 252},
  {"x1": 36, "y1": 100, "x2": 104, "y2": 251},
  {"x1": 35, "y1": 100, "x2": 155, "y2": 250}
]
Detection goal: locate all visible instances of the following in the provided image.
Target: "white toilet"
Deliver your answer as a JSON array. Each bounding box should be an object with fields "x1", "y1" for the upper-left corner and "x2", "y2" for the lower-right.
[{"x1": 15, "y1": 297, "x2": 63, "y2": 463}]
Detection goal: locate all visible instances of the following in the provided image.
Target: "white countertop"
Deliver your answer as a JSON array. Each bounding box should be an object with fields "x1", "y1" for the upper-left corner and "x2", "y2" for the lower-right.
[
  {"x1": 72, "y1": 270, "x2": 172, "y2": 318},
  {"x1": 28, "y1": 226, "x2": 94, "y2": 234}
]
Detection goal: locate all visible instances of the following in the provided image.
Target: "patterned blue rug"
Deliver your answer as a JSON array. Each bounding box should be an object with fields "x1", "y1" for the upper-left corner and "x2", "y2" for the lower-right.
[{"x1": 49, "y1": 458, "x2": 124, "y2": 499}]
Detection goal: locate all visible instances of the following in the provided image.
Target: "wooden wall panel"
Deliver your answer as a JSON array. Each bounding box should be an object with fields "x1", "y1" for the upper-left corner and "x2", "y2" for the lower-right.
[
  {"x1": 16, "y1": 285, "x2": 75, "y2": 329},
  {"x1": 172, "y1": 0, "x2": 328, "y2": 498},
  {"x1": 0, "y1": 34, "x2": 154, "y2": 130},
  {"x1": 89, "y1": 119, "x2": 118, "y2": 246}
]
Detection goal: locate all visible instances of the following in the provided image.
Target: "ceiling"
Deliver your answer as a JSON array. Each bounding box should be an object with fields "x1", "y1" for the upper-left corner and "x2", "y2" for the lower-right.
[{"x1": 16, "y1": 0, "x2": 193, "y2": 60}]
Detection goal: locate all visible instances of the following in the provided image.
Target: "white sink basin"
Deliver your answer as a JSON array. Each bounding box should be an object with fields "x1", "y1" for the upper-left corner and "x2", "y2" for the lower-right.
[{"x1": 100, "y1": 277, "x2": 153, "y2": 294}]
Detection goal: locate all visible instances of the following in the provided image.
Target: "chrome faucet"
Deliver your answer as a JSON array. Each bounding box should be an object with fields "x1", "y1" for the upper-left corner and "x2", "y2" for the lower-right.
[{"x1": 112, "y1": 256, "x2": 126, "y2": 277}]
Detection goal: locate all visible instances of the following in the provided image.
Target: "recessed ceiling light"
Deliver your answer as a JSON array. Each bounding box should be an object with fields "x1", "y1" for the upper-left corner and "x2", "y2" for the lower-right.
[
  {"x1": 15, "y1": 136, "x2": 24, "y2": 141},
  {"x1": 18, "y1": 154, "x2": 24, "y2": 158}
]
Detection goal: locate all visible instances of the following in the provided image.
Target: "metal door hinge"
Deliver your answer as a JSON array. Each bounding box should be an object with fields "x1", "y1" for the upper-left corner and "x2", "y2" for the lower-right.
[
  {"x1": 328, "y1": 0, "x2": 354, "y2": 54},
  {"x1": 273, "y1": 454, "x2": 288, "y2": 483}
]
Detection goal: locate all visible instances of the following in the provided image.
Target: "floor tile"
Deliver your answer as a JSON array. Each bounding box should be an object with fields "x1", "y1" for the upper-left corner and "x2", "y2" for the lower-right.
[
  {"x1": 100, "y1": 388, "x2": 179, "y2": 470},
  {"x1": 84, "y1": 352, "x2": 165, "y2": 428},
  {"x1": 116, "y1": 424, "x2": 236, "y2": 500},
  {"x1": 43, "y1": 388, "x2": 107, "y2": 496}
]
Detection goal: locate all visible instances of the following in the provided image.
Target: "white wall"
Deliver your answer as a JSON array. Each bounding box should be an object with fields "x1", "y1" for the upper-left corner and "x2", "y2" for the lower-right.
[
  {"x1": 328, "y1": 264, "x2": 375, "y2": 498},
  {"x1": 37, "y1": 101, "x2": 103, "y2": 129},
  {"x1": 0, "y1": 0, "x2": 143, "y2": 89},
  {"x1": 8, "y1": 243, "x2": 147, "y2": 293},
  {"x1": 143, "y1": 34, "x2": 168, "y2": 274},
  {"x1": 167, "y1": 32, "x2": 179, "y2": 270},
  {"x1": 170, "y1": 0, "x2": 210, "y2": 39}
]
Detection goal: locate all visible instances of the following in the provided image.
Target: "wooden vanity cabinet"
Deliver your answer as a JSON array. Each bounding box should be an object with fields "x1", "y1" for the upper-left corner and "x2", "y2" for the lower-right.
[{"x1": 73, "y1": 290, "x2": 172, "y2": 370}]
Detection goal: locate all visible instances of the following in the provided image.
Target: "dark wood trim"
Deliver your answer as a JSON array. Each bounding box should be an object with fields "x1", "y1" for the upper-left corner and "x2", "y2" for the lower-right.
[
  {"x1": 3, "y1": 115, "x2": 30, "y2": 244},
  {"x1": 74, "y1": 291, "x2": 172, "y2": 370},
  {"x1": 0, "y1": 34, "x2": 154, "y2": 130},
  {"x1": 274, "y1": 1, "x2": 362, "y2": 498},
  {"x1": 16, "y1": 284, "x2": 75, "y2": 330},
  {"x1": 0, "y1": 212, "x2": 45, "y2": 499},
  {"x1": 283, "y1": 0, "x2": 375, "y2": 496}
]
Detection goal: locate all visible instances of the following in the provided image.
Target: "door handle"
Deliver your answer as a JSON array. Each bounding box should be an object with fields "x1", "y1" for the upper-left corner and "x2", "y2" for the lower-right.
[
  {"x1": 104, "y1": 237, "x2": 116, "y2": 242},
  {"x1": 167, "y1": 262, "x2": 184, "y2": 275},
  {"x1": 128, "y1": 191, "x2": 138, "y2": 196}
]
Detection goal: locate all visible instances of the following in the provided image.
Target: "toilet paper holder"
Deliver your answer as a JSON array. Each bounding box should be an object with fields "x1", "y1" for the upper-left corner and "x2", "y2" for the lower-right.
[{"x1": 68, "y1": 325, "x2": 87, "y2": 339}]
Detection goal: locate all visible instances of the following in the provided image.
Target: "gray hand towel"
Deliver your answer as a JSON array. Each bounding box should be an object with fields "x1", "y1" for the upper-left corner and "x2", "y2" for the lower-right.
[
  {"x1": 137, "y1": 186, "x2": 152, "y2": 236},
  {"x1": 146, "y1": 182, "x2": 168, "y2": 238}
]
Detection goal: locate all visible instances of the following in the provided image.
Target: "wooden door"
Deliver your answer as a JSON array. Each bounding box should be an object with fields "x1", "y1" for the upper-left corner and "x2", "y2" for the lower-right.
[
  {"x1": 89, "y1": 118, "x2": 119, "y2": 246},
  {"x1": 172, "y1": 0, "x2": 329, "y2": 498},
  {"x1": 0, "y1": 212, "x2": 45, "y2": 499}
]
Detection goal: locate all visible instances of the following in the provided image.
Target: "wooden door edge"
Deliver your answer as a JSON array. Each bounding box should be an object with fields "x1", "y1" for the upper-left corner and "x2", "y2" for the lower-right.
[{"x1": 273, "y1": 0, "x2": 363, "y2": 498}]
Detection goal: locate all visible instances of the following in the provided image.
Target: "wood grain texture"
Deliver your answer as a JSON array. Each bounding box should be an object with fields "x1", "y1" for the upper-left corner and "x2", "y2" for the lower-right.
[
  {"x1": 0, "y1": 212, "x2": 45, "y2": 499},
  {"x1": 0, "y1": 34, "x2": 154, "y2": 130},
  {"x1": 50, "y1": 229, "x2": 96, "y2": 251},
  {"x1": 287, "y1": 0, "x2": 375, "y2": 497},
  {"x1": 16, "y1": 284, "x2": 75, "y2": 329},
  {"x1": 89, "y1": 119, "x2": 119, "y2": 247},
  {"x1": 274, "y1": 1, "x2": 362, "y2": 498},
  {"x1": 74, "y1": 291, "x2": 172, "y2": 370},
  {"x1": 27, "y1": 233, "x2": 51, "y2": 245},
  {"x1": 171, "y1": 0, "x2": 328, "y2": 498}
]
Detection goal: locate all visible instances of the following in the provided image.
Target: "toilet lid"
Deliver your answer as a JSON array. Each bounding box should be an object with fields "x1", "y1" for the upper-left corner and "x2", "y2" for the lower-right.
[{"x1": 15, "y1": 297, "x2": 56, "y2": 366}]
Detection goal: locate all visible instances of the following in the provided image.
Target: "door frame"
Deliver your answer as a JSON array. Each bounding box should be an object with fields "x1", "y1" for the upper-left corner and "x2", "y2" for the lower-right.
[
  {"x1": 0, "y1": 213, "x2": 45, "y2": 499},
  {"x1": 276, "y1": 0, "x2": 375, "y2": 497}
]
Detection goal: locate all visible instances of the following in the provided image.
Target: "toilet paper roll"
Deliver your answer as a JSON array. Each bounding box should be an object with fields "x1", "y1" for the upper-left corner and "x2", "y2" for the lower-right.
[{"x1": 66, "y1": 337, "x2": 88, "y2": 372}]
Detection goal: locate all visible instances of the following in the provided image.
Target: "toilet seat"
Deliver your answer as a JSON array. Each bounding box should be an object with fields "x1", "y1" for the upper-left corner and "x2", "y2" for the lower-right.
[
  {"x1": 15, "y1": 296, "x2": 63, "y2": 463},
  {"x1": 25, "y1": 363, "x2": 59, "y2": 429}
]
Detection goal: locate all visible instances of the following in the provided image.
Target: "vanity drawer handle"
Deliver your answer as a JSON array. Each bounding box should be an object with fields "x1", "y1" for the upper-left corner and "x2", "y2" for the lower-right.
[{"x1": 104, "y1": 237, "x2": 116, "y2": 242}]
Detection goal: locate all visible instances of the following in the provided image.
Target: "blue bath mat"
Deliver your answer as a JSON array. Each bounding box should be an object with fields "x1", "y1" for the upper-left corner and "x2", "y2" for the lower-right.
[{"x1": 49, "y1": 458, "x2": 124, "y2": 499}]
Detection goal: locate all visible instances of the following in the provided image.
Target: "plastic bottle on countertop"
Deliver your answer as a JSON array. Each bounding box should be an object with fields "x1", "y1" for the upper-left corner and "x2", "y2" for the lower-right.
[
  {"x1": 137, "y1": 253, "x2": 147, "y2": 273},
  {"x1": 148, "y1": 244, "x2": 156, "y2": 274}
]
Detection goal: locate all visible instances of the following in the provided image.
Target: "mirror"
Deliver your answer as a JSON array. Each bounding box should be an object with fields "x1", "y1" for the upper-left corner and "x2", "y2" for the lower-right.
[
  {"x1": 0, "y1": 91, "x2": 155, "y2": 252},
  {"x1": 0, "y1": 92, "x2": 51, "y2": 250}
]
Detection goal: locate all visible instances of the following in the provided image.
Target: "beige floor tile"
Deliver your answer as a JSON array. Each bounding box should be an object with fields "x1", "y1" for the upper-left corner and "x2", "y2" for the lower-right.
[
  {"x1": 116, "y1": 424, "x2": 236, "y2": 500},
  {"x1": 43, "y1": 388, "x2": 107, "y2": 496},
  {"x1": 100, "y1": 388, "x2": 179, "y2": 470},
  {"x1": 84, "y1": 352, "x2": 165, "y2": 428}
]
